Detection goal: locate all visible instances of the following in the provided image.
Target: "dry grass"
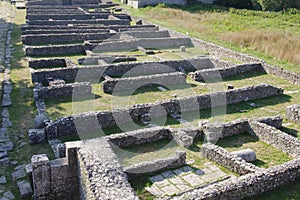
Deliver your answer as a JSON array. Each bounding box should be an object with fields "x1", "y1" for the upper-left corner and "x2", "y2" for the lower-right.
[{"x1": 220, "y1": 30, "x2": 300, "y2": 66}]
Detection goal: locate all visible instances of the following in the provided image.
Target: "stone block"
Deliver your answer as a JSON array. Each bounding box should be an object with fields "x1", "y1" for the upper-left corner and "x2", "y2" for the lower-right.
[
  {"x1": 28, "y1": 129, "x2": 46, "y2": 145},
  {"x1": 232, "y1": 149, "x2": 257, "y2": 162},
  {"x1": 17, "y1": 180, "x2": 33, "y2": 198}
]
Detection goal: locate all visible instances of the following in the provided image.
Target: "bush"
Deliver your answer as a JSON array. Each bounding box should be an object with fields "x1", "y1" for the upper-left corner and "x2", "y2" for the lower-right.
[
  {"x1": 214, "y1": 0, "x2": 254, "y2": 9},
  {"x1": 257, "y1": 0, "x2": 294, "y2": 11}
]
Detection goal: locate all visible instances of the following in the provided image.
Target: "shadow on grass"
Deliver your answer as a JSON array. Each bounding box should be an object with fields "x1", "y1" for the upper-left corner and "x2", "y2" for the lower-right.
[
  {"x1": 216, "y1": 132, "x2": 258, "y2": 149},
  {"x1": 279, "y1": 126, "x2": 298, "y2": 137}
]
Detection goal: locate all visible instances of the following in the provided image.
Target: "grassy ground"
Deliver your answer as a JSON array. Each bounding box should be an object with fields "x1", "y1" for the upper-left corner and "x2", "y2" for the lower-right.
[
  {"x1": 0, "y1": 5, "x2": 54, "y2": 199},
  {"x1": 117, "y1": 2, "x2": 300, "y2": 73}
]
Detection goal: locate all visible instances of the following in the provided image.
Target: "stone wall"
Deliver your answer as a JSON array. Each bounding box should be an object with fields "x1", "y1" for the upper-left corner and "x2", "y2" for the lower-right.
[
  {"x1": 31, "y1": 57, "x2": 215, "y2": 84},
  {"x1": 27, "y1": 19, "x2": 131, "y2": 26},
  {"x1": 202, "y1": 143, "x2": 261, "y2": 175},
  {"x1": 102, "y1": 72, "x2": 187, "y2": 93},
  {"x1": 189, "y1": 63, "x2": 265, "y2": 81},
  {"x1": 124, "y1": 151, "x2": 186, "y2": 179},
  {"x1": 45, "y1": 84, "x2": 283, "y2": 139},
  {"x1": 34, "y1": 82, "x2": 92, "y2": 99},
  {"x1": 29, "y1": 58, "x2": 67, "y2": 69},
  {"x1": 22, "y1": 32, "x2": 115, "y2": 45},
  {"x1": 26, "y1": 44, "x2": 85, "y2": 57},
  {"x1": 286, "y1": 104, "x2": 300, "y2": 123},
  {"x1": 107, "y1": 126, "x2": 172, "y2": 148},
  {"x1": 249, "y1": 120, "x2": 300, "y2": 158},
  {"x1": 173, "y1": 158, "x2": 300, "y2": 200},
  {"x1": 76, "y1": 139, "x2": 139, "y2": 200},
  {"x1": 87, "y1": 37, "x2": 194, "y2": 53}
]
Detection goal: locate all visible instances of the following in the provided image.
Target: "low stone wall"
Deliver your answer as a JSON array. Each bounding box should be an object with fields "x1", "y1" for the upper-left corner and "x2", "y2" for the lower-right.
[
  {"x1": 286, "y1": 104, "x2": 300, "y2": 123},
  {"x1": 76, "y1": 139, "x2": 139, "y2": 200},
  {"x1": 22, "y1": 32, "x2": 115, "y2": 45},
  {"x1": 123, "y1": 30, "x2": 170, "y2": 38},
  {"x1": 124, "y1": 151, "x2": 186, "y2": 179},
  {"x1": 26, "y1": 44, "x2": 85, "y2": 57},
  {"x1": 28, "y1": 19, "x2": 131, "y2": 26},
  {"x1": 29, "y1": 58, "x2": 67, "y2": 69},
  {"x1": 102, "y1": 72, "x2": 187, "y2": 93},
  {"x1": 87, "y1": 37, "x2": 194, "y2": 53},
  {"x1": 173, "y1": 158, "x2": 300, "y2": 200},
  {"x1": 34, "y1": 82, "x2": 92, "y2": 99},
  {"x1": 22, "y1": 28, "x2": 110, "y2": 35},
  {"x1": 249, "y1": 120, "x2": 300, "y2": 158},
  {"x1": 107, "y1": 126, "x2": 172, "y2": 148},
  {"x1": 78, "y1": 55, "x2": 137, "y2": 65},
  {"x1": 31, "y1": 57, "x2": 215, "y2": 84},
  {"x1": 189, "y1": 63, "x2": 265, "y2": 81},
  {"x1": 45, "y1": 84, "x2": 283, "y2": 139},
  {"x1": 26, "y1": 13, "x2": 110, "y2": 21},
  {"x1": 202, "y1": 143, "x2": 261, "y2": 175}
]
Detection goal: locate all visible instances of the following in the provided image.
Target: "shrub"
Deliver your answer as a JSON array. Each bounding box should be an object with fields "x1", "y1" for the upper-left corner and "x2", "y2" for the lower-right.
[{"x1": 214, "y1": 0, "x2": 254, "y2": 9}]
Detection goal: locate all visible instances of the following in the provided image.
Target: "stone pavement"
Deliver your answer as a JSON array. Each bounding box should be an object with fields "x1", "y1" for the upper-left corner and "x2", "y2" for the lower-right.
[{"x1": 146, "y1": 162, "x2": 232, "y2": 198}]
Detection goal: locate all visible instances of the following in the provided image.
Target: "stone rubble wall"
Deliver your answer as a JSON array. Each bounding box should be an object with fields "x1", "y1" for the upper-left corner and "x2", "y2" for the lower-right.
[
  {"x1": 23, "y1": 28, "x2": 110, "y2": 35},
  {"x1": 124, "y1": 151, "x2": 186, "y2": 179},
  {"x1": 102, "y1": 72, "x2": 187, "y2": 93},
  {"x1": 172, "y1": 158, "x2": 300, "y2": 200},
  {"x1": 249, "y1": 120, "x2": 300, "y2": 158},
  {"x1": 286, "y1": 104, "x2": 300, "y2": 123},
  {"x1": 34, "y1": 82, "x2": 92, "y2": 99},
  {"x1": 26, "y1": 44, "x2": 85, "y2": 57},
  {"x1": 22, "y1": 32, "x2": 116, "y2": 45},
  {"x1": 189, "y1": 63, "x2": 265, "y2": 81},
  {"x1": 45, "y1": 84, "x2": 283, "y2": 139},
  {"x1": 107, "y1": 126, "x2": 172, "y2": 148},
  {"x1": 88, "y1": 37, "x2": 194, "y2": 53},
  {"x1": 29, "y1": 58, "x2": 67, "y2": 69},
  {"x1": 31, "y1": 57, "x2": 215, "y2": 84},
  {"x1": 26, "y1": 0, "x2": 100, "y2": 6},
  {"x1": 27, "y1": 19, "x2": 131, "y2": 26},
  {"x1": 76, "y1": 139, "x2": 139, "y2": 200},
  {"x1": 122, "y1": 30, "x2": 170, "y2": 38},
  {"x1": 201, "y1": 143, "x2": 262, "y2": 175}
]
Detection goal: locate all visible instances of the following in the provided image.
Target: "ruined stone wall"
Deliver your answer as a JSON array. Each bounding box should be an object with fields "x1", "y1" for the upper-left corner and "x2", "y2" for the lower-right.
[
  {"x1": 124, "y1": 151, "x2": 186, "y2": 179},
  {"x1": 34, "y1": 82, "x2": 92, "y2": 99},
  {"x1": 26, "y1": 44, "x2": 85, "y2": 57},
  {"x1": 29, "y1": 58, "x2": 67, "y2": 69},
  {"x1": 77, "y1": 139, "x2": 139, "y2": 200},
  {"x1": 202, "y1": 143, "x2": 261, "y2": 175},
  {"x1": 189, "y1": 63, "x2": 265, "y2": 81},
  {"x1": 27, "y1": 19, "x2": 130, "y2": 26},
  {"x1": 107, "y1": 126, "x2": 172, "y2": 148},
  {"x1": 31, "y1": 57, "x2": 215, "y2": 84},
  {"x1": 286, "y1": 104, "x2": 300, "y2": 123},
  {"x1": 102, "y1": 72, "x2": 187, "y2": 93},
  {"x1": 249, "y1": 120, "x2": 300, "y2": 158},
  {"x1": 88, "y1": 37, "x2": 194, "y2": 53},
  {"x1": 22, "y1": 32, "x2": 115, "y2": 45},
  {"x1": 45, "y1": 84, "x2": 283, "y2": 139},
  {"x1": 173, "y1": 158, "x2": 300, "y2": 200}
]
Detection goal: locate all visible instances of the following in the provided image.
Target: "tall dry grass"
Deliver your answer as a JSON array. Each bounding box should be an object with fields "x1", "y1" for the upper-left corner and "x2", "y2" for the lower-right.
[{"x1": 220, "y1": 30, "x2": 300, "y2": 65}]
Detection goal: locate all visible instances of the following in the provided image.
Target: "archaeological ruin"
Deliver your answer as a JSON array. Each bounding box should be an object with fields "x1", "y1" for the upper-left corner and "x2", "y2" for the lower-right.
[{"x1": 0, "y1": 0, "x2": 299, "y2": 199}]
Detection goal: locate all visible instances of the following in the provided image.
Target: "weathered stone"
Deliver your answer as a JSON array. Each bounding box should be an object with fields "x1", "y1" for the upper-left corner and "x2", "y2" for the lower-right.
[
  {"x1": 0, "y1": 142, "x2": 13, "y2": 151},
  {"x1": 28, "y1": 129, "x2": 46, "y2": 145},
  {"x1": 232, "y1": 148, "x2": 257, "y2": 162},
  {"x1": 34, "y1": 114, "x2": 48, "y2": 129},
  {"x1": 12, "y1": 169, "x2": 26, "y2": 180},
  {"x1": 0, "y1": 176, "x2": 6, "y2": 184},
  {"x1": 0, "y1": 151, "x2": 7, "y2": 159},
  {"x1": 17, "y1": 180, "x2": 33, "y2": 198},
  {"x1": 3, "y1": 191, "x2": 14, "y2": 199}
]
